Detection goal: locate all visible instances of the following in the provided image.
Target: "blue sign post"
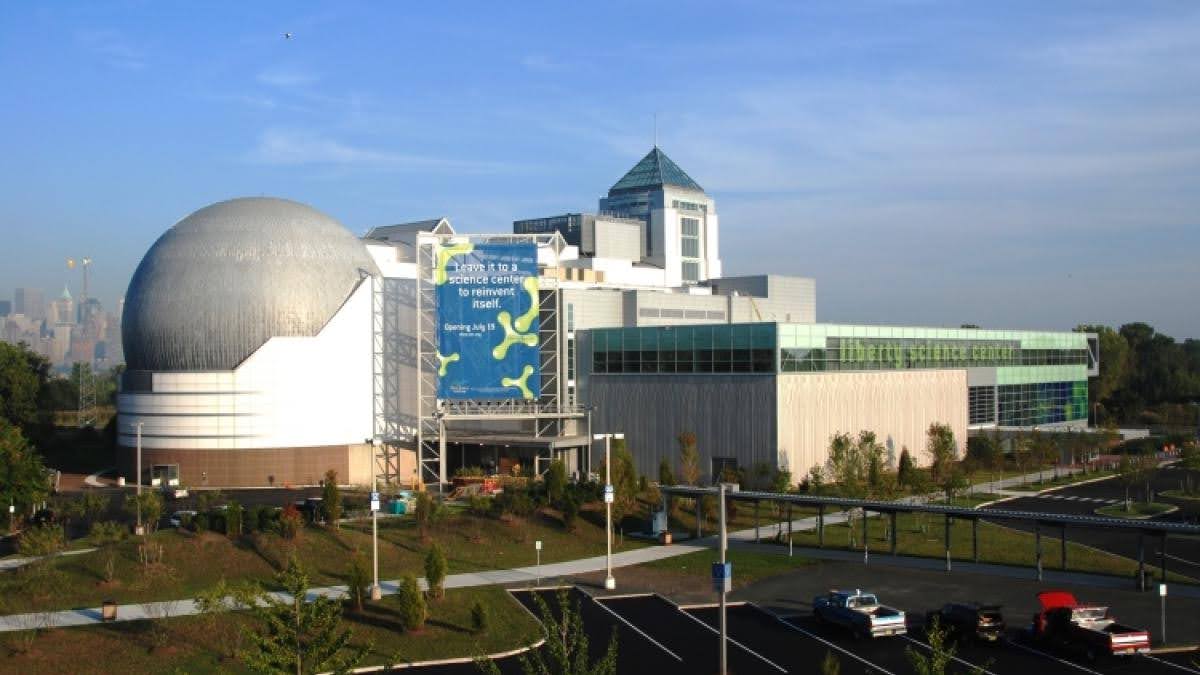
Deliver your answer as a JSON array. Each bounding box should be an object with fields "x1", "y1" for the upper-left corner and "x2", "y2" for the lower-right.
[
  {"x1": 711, "y1": 561, "x2": 732, "y2": 594},
  {"x1": 435, "y1": 242, "x2": 540, "y2": 400}
]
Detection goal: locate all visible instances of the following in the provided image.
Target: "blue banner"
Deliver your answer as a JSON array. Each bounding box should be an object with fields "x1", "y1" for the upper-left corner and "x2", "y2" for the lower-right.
[{"x1": 436, "y1": 242, "x2": 541, "y2": 399}]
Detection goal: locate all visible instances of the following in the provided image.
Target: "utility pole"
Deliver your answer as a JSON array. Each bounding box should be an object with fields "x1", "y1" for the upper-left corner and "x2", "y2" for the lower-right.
[
  {"x1": 717, "y1": 484, "x2": 729, "y2": 675},
  {"x1": 134, "y1": 421, "x2": 144, "y2": 536},
  {"x1": 369, "y1": 438, "x2": 381, "y2": 600}
]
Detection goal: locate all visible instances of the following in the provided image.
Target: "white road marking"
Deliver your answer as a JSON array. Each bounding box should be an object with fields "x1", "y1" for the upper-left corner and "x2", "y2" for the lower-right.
[
  {"x1": 1142, "y1": 653, "x2": 1200, "y2": 674},
  {"x1": 1006, "y1": 640, "x2": 1106, "y2": 675},
  {"x1": 774, "y1": 616, "x2": 897, "y2": 675},
  {"x1": 901, "y1": 635, "x2": 1000, "y2": 675},
  {"x1": 676, "y1": 606, "x2": 788, "y2": 673},
  {"x1": 588, "y1": 597, "x2": 683, "y2": 662}
]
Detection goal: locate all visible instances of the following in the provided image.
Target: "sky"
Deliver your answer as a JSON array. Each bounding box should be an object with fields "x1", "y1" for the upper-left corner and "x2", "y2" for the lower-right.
[{"x1": 2, "y1": 1, "x2": 1198, "y2": 338}]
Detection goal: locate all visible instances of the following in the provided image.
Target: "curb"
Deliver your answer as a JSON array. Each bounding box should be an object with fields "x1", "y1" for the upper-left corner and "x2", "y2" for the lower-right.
[{"x1": 1091, "y1": 504, "x2": 1180, "y2": 520}]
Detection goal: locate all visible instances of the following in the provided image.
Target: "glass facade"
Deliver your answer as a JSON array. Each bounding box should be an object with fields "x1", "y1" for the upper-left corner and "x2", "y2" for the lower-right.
[
  {"x1": 998, "y1": 381, "x2": 1088, "y2": 426},
  {"x1": 968, "y1": 386, "x2": 996, "y2": 425},
  {"x1": 591, "y1": 323, "x2": 776, "y2": 374}
]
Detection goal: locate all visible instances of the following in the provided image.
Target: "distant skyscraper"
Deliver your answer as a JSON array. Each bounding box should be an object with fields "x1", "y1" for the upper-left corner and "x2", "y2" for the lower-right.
[
  {"x1": 14, "y1": 287, "x2": 44, "y2": 320},
  {"x1": 52, "y1": 285, "x2": 74, "y2": 326},
  {"x1": 0, "y1": 300, "x2": 10, "y2": 317}
]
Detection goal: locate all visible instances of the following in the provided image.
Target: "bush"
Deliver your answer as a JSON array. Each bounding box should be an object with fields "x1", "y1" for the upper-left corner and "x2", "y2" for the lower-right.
[
  {"x1": 19, "y1": 523, "x2": 65, "y2": 558},
  {"x1": 470, "y1": 599, "x2": 488, "y2": 634},
  {"x1": 322, "y1": 469, "x2": 342, "y2": 529},
  {"x1": 414, "y1": 491, "x2": 444, "y2": 540},
  {"x1": 467, "y1": 495, "x2": 492, "y2": 516},
  {"x1": 493, "y1": 488, "x2": 535, "y2": 518},
  {"x1": 561, "y1": 493, "x2": 580, "y2": 532},
  {"x1": 424, "y1": 543, "x2": 447, "y2": 599},
  {"x1": 279, "y1": 504, "x2": 302, "y2": 540},
  {"x1": 89, "y1": 520, "x2": 126, "y2": 583},
  {"x1": 545, "y1": 460, "x2": 567, "y2": 507},
  {"x1": 225, "y1": 501, "x2": 244, "y2": 537},
  {"x1": 192, "y1": 512, "x2": 210, "y2": 533},
  {"x1": 396, "y1": 574, "x2": 426, "y2": 631},
  {"x1": 346, "y1": 550, "x2": 370, "y2": 612},
  {"x1": 257, "y1": 505, "x2": 277, "y2": 532}
]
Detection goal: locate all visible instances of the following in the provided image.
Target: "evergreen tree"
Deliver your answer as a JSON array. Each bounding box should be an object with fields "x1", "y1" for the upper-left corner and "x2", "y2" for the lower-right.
[
  {"x1": 897, "y1": 447, "x2": 914, "y2": 488},
  {"x1": 240, "y1": 555, "x2": 367, "y2": 675},
  {"x1": 424, "y1": 543, "x2": 448, "y2": 599},
  {"x1": 545, "y1": 460, "x2": 567, "y2": 508},
  {"x1": 396, "y1": 574, "x2": 427, "y2": 632},
  {"x1": 657, "y1": 458, "x2": 675, "y2": 486},
  {"x1": 321, "y1": 469, "x2": 342, "y2": 529}
]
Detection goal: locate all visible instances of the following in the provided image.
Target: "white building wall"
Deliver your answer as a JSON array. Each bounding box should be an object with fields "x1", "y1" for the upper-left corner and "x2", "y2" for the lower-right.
[{"x1": 118, "y1": 281, "x2": 374, "y2": 451}]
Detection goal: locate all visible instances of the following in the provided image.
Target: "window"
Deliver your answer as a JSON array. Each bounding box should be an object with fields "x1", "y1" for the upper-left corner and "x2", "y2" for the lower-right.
[
  {"x1": 681, "y1": 217, "x2": 701, "y2": 266},
  {"x1": 682, "y1": 261, "x2": 700, "y2": 282},
  {"x1": 566, "y1": 303, "x2": 574, "y2": 332},
  {"x1": 968, "y1": 386, "x2": 996, "y2": 424}
]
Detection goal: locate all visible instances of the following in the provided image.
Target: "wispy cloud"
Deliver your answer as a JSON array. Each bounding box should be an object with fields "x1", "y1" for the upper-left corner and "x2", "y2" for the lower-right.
[
  {"x1": 520, "y1": 54, "x2": 567, "y2": 72},
  {"x1": 247, "y1": 128, "x2": 522, "y2": 174},
  {"x1": 76, "y1": 29, "x2": 146, "y2": 70}
]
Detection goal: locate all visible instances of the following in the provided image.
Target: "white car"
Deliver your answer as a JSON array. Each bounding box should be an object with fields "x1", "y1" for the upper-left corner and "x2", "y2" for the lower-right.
[{"x1": 169, "y1": 510, "x2": 198, "y2": 528}]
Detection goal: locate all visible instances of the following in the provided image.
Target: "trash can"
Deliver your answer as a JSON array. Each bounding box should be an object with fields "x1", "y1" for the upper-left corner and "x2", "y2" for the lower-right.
[
  {"x1": 389, "y1": 500, "x2": 406, "y2": 515},
  {"x1": 102, "y1": 600, "x2": 118, "y2": 622}
]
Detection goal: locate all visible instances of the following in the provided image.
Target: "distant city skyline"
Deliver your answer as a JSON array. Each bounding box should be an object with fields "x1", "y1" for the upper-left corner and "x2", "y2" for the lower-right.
[{"x1": 2, "y1": 2, "x2": 1198, "y2": 339}]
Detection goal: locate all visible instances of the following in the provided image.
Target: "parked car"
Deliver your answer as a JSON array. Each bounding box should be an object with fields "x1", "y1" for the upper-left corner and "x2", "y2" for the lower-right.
[
  {"x1": 1030, "y1": 590, "x2": 1150, "y2": 660},
  {"x1": 294, "y1": 497, "x2": 325, "y2": 523},
  {"x1": 926, "y1": 603, "x2": 1005, "y2": 643},
  {"x1": 168, "y1": 510, "x2": 198, "y2": 528},
  {"x1": 813, "y1": 589, "x2": 907, "y2": 638},
  {"x1": 162, "y1": 485, "x2": 189, "y2": 500}
]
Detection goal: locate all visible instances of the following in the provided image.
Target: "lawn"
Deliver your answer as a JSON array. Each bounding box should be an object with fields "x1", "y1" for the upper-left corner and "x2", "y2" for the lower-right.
[
  {"x1": 1095, "y1": 502, "x2": 1176, "y2": 519},
  {"x1": 0, "y1": 504, "x2": 647, "y2": 615},
  {"x1": 1161, "y1": 490, "x2": 1200, "y2": 502},
  {"x1": 1005, "y1": 469, "x2": 1116, "y2": 492},
  {"x1": 0, "y1": 584, "x2": 541, "y2": 674},
  {"x1": 756, "y1": 509, "x2": 1194, "y2": 583},
  {"x1": 637, "y1": 547, "x2": 817, "y2": 590}
]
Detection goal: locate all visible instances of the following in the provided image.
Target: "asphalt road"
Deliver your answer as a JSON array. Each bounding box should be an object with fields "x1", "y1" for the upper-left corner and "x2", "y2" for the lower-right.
[{"x1": 983, "y1": 467, "x2": 1200, "y2": 581}]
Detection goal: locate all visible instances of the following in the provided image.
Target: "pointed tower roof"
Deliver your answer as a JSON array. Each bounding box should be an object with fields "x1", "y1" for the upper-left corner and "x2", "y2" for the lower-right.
[
  {"x1": 60, "y1": 285, "x2": 72, "y2": 300},
  {"x1": 608, "y1": 147, "x2": 704, "y2": 196}
]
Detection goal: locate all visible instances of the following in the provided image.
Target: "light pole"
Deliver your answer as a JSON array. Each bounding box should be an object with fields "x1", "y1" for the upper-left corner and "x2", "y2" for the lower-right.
[
  {"x1": 593, "y1": 432, "x2": 623, "y2": 590},
  {"x1": 718, "y1": 483, "x2": 729, "y2": 675},
  {"x1": 368, "y1": 438, "x2": 382, "y2": 601}
]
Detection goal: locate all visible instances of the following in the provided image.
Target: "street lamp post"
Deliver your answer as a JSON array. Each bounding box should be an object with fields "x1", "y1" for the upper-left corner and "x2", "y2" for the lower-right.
[
  {"x1": 593, "y1": 432, "x2": 623, "y2": 590},
  {"x1": 134, "y1": 421, "x2": 144, "y2": 536},
  {"x1": 368, "y1": 438, "x2": 382, "y2": 600}
]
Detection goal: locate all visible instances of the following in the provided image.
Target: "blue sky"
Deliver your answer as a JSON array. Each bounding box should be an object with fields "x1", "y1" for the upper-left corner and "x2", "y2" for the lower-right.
[{"x1": 2, "y1": 1, "x2": 1198, "y2": 338}]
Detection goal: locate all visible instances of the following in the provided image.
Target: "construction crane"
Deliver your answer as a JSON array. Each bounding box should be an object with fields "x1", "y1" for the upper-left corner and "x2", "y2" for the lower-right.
[{"x1": 68, "y1": 256, "x2": 97, "y2": 428}]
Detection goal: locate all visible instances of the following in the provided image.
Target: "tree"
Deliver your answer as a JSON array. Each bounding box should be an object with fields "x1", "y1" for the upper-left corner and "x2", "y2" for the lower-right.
[
  {"x1": 939, "y1": 467, "x2": 969, "y2": 503},
  {"x1": 906, "y1": 616, "x2": 957, "y2": 675},
  {"x1": 124, "y1": 491, "x2": 164, "y2": 534},
  {"x1": 545, "y1": 460, "x2": 567, "y2": 507},
  {"x1": 561, "y1": 493, "x2": 580, "y2": 532},
  {"x1": 897, "y1": 447, "x2": 915, "y2": 489},
  {"x1": 1117, "y1": 454, "x2": 1142, "y2": 509},
  {"x1": 89, "y1": 520, "x2": 126, "y2": 583},
  {"x1": 414, "y1": 491, "x2": 444, "y2": 542},
  {"x1": 678, "y1": 431, "x2": 700, "y2": 486},
  {"x1": 279, "y1": 503, "x2": 303, "y2": 541},
  {"x1": 0, "y1": 342, "x2": 51, "y2": 431},
  {"x1": 821, "y1": 650, "x2": 841, "y2": 675},
  {"x1": 826, "y1": 432, "x2": 865, "y2": 498},
  {"x1": 425, "y1": 543, "x2": 448, "y2": 600},
  {"x1": 79, "y1": 492, "x2": 110, "y2": 529},
  {"x1": 859, "y1": 431, "x2": 886, "y2": 494},
  {"x1": 225, "y1": 499, "x2": 245, "y2": 537},
  {"x1": 396, "y1": 574, "x2": 427, "y2": 632},
  {"x1": 657, "y1": 458, "x2": 675, "y2": 487},
  {"x1": 0, "y1": 421, "x2": 50, "y2": 529},
  {"x1": 470, "y1": 599, "x2": 488, "y2": 634},
  {"x1": 966, "y1": 435, "x2": 999, "y2": 482},
  {"x1": 345, "y1": 550, "x2": 369, "y2": 612},
  {"x1": 321, "y1": 470, "x2": 342, "y2": 530},
  {"x1": 1076, "y1": 325, "x2": 1130, "y2": 422},
  {"x1": 604, "y1": 440, "x2": 639, "y2": 526},
  {"x1": 478, "y1": 589, "x2": 617, "y2": 675},
  {"x1": 196, "y1": 578, "x2": 263, "y2": 660},
  {"x1": 1012, "y1": 433, "x2": 1033, "y2": 485},
  {"x1": 240, "y1": 555, "x2": 367, "y2": 675},
  {"x1": 925, "y1": 423, "x2": 957, "y2": 481},
  {"x1": 18, "y1": 523, "x2": 64, "y2": 558}
]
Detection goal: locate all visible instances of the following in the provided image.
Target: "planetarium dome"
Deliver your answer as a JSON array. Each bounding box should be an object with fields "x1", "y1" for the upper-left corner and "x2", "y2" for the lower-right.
[{"x1": 122, "y1": 197, "x2": 379, "y2": 372}]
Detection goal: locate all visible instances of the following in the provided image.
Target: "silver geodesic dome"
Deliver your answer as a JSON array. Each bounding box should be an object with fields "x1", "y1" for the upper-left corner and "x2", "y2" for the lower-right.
[{"x1": 122, "y1": 197, "x2": 378, "y2": 371}]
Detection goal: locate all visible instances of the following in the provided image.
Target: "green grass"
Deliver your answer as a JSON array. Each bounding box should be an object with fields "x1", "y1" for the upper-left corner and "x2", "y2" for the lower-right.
[
  {"x1": 1094, "y1": 502, "x2": 1176, "y2": 518},
  {"x1": 0, "y1": 585, "x2": 540, "y2": 674},
  {"x1": 637, "y1": 548, "x2": 817, "y2": 589},
  {"x1": 929, "y1": 493, "x2": 1005, "y2": 508},
  {"x1": 0, "y1": 505, "x2": 647, "y2": 615},
  {"x1": 1160, "y1": 490, "x2": 1200, "y2": 502},
  {"x1": 759, "y1": 510, "x2": 1193, "y2": 583},
  {"x1": 1005, "y1": 469, "x2": 1116, "y2": 492}
]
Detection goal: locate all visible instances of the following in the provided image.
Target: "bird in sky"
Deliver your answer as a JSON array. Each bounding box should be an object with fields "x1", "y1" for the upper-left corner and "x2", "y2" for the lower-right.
[{"x1": 283, "y1": 32, "x2": 293, "y2": 40}]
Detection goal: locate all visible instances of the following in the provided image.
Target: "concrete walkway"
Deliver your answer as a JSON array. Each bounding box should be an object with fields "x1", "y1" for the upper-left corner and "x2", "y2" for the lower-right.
[{"x1": 0, "y1": 547, "x2": 97, "y2": 572}]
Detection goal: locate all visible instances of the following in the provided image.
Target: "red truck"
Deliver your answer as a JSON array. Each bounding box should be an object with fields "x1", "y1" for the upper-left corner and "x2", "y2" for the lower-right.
[{"x1": 1030, "y1": 591, "x2": 1150, "y2": 660}]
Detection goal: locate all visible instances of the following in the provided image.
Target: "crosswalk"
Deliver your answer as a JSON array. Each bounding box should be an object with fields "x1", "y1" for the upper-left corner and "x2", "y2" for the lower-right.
[{"x1": 1034, "y1": 494, "x2": 1120, "y2": 505}]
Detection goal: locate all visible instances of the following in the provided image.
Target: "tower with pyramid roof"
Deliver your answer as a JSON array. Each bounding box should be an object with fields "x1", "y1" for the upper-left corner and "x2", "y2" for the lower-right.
[{"x1": 599, "y1": 147, "x2": 721, "y2": 285}]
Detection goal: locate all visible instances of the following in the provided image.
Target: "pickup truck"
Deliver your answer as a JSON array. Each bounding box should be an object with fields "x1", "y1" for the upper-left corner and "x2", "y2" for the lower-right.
[
  {"x1": 1030, "y1": 591, "x2": 1150, "y2": 660},
  {"x1": 813, "y1": 589, "x2": 907, "y2": 638}
]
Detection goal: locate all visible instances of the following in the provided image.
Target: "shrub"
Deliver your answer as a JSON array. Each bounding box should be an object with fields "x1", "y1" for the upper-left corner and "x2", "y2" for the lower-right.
[
  {"x1": 424, "y1": 543, "x2": 448, "y2": 599},
  {"x1": 396, "y1": 575, "x2": 426, "y2": 632},
  {"x1": 561, "y1": 493, "x2": 580, "y2": 532},
  {"x1": 658, "y1": 458, "x2": 675, "y2": 486},
  {"x1": 545, "y1": 460, "x2": 567, "y2": 507},
  {"x1": 257, "y1": 505, "x2": 277, "y2": 532},
  {"x1": 467, "y1": 495, "x2": 492, "y2": 517},
  {"x1": 470, "y1": 599, "x2": 488, "y2": 634},
  {"x1": 493, "y1": 489, "x2": 535, "y2": 518},
  {"x1": 322, "y1": 469, "x2": 342, "y2": 529},
  {"x1": 89, "y1": 520, "x2": 127, "y2": 583},
  {"x1": 19, "y1": 523, "x2": 65, "y2": 558},
  {"x1": 225, "y1": 501, "x2": 244, "y2": 537},
  {"x1": 192, "y1": 512, "x2": 210, "y2": 533},
  {"x1": 279, "y1": 504, "x2": 302, "y2": 540}
]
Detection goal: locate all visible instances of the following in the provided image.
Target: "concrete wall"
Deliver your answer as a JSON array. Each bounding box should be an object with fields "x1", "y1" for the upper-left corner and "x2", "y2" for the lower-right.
[
  {"x1": 587, "y1": 374, "x2": 778, "y2": 481},
  {"x1": 776, "y1": 369, "x2": 968, "y2": 477}
]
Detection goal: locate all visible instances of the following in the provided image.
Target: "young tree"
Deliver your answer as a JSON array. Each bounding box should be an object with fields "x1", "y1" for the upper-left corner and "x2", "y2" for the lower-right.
[
  {"x1": 470, "y1": 599, "x2": 488, "y2": 634},
  {"x1": 0, "y1": 421, "x2": 50, "y2": 528},
  {"x1": 604, "y1": 441, "x2": 639, "y2": 526},
  {"x1": 196, "y1": 578, "x2": 263, "y2": 660},
  {"x1": 677, "y1": 431, "x2": 700, "y2": 486},
  {"x1": 124, "y1": 491, "x2": 164, "y2": 534},
  {"x1": 321, "y1": 470, "x2": 342, "y2": 529},
  {"x1": 279, "y1": 503, "x2": 303, "y2": 541},
  {"x1": 897, "y1": 447, "x2": 915, "y2": 489},
  {"x1": 1012, "y1": 433, "x2": 1033, "y2": 485},
  {"x1": 545, "y1": 459, "x2": 567, "y2": 507},
  {"x1": 424, "y1": 543, "x2": 448, "y2": 600},
  {"x1": 657, "y1": 458, "x2": 675, "y2": 486},
  {"x1": 396, "y1": 574, "x2": 427, "y2": 632},
  {"x1": 225, "y1": 499, "x2": 244, "y2": 538},
  {"x1": 1117, "y1": 454, "x2": 1140, "y2": 510},
  {"x1": 345, "y1": 550, "x2": 370, "y2": 612},
  {"x1": 925, "y1": 423, "x2": 958, "y2": 481},
  {"x1": 561, "y1": 492, "x2": 580, "y2": 532},
  {"x1": 240, "y1": 555, "x2": 367, "y2": 675},
  {"x1": 906, "y1": 616, "x2": 957, "y2": 675},
  {"x1": 805, "y1": 465, "x2": 826, "y2": 495},
  {"x1": 89, "y1": 520, "x2": 126, "y2": 583},
  {"x1": 80, "y1": 492, "x2": 110, "y2": 529},
  {"x1": 479, "y1": 589, "x2": 617, "y2": 675},
  {"x1": 827, "y1": 432, "x2": 865, "y2": 498},
  {"x1": 859, "y1": 431, "x2": 886, "y2": 494},
  {"x1": 414, "y1": 491, "x2": 444, "y2": 542}
]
